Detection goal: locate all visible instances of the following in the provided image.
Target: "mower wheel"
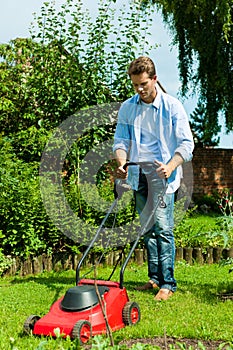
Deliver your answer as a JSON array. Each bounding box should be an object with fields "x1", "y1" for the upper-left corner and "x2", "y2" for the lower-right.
[
  {"x1": 123, "y1": 301, "x2": 140, "y2": 326},
  {"x1": 23, "y1": 315, "x2": 40, "y2": 335},
  {"x1": 71, "y1": 320, "x2": 92, "y2": 344}
]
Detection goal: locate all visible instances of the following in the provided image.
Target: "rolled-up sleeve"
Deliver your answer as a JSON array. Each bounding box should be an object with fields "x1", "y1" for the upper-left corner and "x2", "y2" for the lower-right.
[
  {"x1": 113, "y1": 103, "x2": 132, "y2": 153},
  {"x1": 172, "y1": 102, "x2": 194, "y2": 162},
  {"x1": 113, "y1": 122, "x2": 131, "y2": 153}
]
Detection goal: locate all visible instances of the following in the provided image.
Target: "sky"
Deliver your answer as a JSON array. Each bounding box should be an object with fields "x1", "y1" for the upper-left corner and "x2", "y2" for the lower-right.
[{"x1": 0, "y1": 0, "x2": 232, "y2": 148}]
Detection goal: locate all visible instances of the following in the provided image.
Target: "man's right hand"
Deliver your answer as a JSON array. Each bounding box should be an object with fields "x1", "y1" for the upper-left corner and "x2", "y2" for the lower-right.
[{"x1": 116, "y1": 165, "x2": 128, "y2": 179}]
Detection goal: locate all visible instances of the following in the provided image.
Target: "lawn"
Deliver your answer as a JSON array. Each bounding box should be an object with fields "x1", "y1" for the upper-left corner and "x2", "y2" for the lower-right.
[{"x1": 0, "y1": 262, "x2": 233, "y2": 349}]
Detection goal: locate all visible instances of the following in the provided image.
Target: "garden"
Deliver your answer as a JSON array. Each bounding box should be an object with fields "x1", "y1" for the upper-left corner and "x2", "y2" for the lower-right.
[{"x1": 1, "y1": 186, "x2": 233, "y2": 349}]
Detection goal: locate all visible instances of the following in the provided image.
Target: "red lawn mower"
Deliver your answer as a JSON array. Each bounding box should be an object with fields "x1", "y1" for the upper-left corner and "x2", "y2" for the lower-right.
[{"x1": 23, "y1": 162, "x2": 166, "y2": 345}]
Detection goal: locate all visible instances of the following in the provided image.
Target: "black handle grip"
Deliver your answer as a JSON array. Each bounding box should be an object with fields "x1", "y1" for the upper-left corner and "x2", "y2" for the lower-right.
[
  {"x1": 123, "y1": 161, "x2": 159, "y2": 170},
  {"x1": 122, "y1": 161, "x2": 138, "y2": 170}
]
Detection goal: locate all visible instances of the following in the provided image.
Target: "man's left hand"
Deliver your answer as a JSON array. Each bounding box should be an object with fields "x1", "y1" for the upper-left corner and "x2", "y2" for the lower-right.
[
  {"x1": 154, "y1": 153, "x2": 184, "y2": 179},
  {"x1": 154, "y1": 160, "x2": 172, "y2": 179}
]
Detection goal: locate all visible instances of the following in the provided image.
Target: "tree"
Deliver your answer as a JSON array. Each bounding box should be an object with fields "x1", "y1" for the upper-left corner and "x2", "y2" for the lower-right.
[
  {"x1": 0, "y1": 0, "x2": 156, "y2": 259},
  {"x1": 190, "y1": 102, "x2": 220, "y2": 147},
  {"x1": 142, "y1": 0, "x2": 233, "y2": 143},
  {"x1": 0, "y1": 0, "x2": 155, "y2": 161}
]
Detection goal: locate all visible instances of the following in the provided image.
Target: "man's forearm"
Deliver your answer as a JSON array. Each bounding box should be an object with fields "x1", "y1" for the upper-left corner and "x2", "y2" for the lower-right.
[
  {"x1": 167, "y1": 152, "x2": 184, "y2": 173},
  {"x1": 115, "y1": 149, "x2": 127, "y2": 167}
]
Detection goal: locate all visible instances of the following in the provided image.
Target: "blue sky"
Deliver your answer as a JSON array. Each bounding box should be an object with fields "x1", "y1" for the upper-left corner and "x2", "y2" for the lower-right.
[{"x1": 0, "y1": 0, "x2": 232, "y2": 148}]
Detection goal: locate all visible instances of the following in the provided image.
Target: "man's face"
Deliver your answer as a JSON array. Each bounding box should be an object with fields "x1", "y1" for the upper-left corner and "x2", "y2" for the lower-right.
[{"x1": 131, "y1": 72, "x2": 157, "y2": 104}]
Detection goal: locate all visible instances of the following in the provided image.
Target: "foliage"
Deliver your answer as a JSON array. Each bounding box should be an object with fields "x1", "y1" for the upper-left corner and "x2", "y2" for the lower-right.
[
  {"x1": 1, "y1": 0, "x2": 232, "y2": 261},
  {"x1": 190, "y1": 101, "x2": 220, "y2": 147},
  {"x1": 0, "y1": 0, "x2": 157, "y2": 259},
  {"x1": 142, "y1": 0, "x2": 233, "y2": 143},
  {"x1": 193, "y1": 193, "x2": 220, "y2": 213},
  {"x1": 29, "y1": 0, "x2": 155, "y2": 115},
  {"x1": 0, "y1": 38, "x2": 50, "y2": 161},
  {"x1": 0, "y1": 0, "x2": 155, "y2": 157},
  {"x1": 30, "y1": 331, "x2": 156, "y2": 349},
  {"x1": 217, "y1": 189, "x2": 233, "y2": 217},
  {"x1": 0, "y1": 242, "x2": 12, "y2": 276},
  {"x1": 174, "y1": 205, "x2": 203, "y2": 248},
  {"x1": 0, "y1": 136, "x2": 62, "y2": 258},
  {"x1": 210, "y1": 189, "x2": 233, "y2": 248},
  {"x1": 174, "y1": 189, "x2": 233, "y2": 249}
]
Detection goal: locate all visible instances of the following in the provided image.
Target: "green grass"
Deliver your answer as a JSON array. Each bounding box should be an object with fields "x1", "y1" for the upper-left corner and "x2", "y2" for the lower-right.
[
  {"x1": 0, "y1": 263, "x2": 233, "y2": 349},
  {"x1": 185, "y1": 214, "x2": 218, "y2": 231}
]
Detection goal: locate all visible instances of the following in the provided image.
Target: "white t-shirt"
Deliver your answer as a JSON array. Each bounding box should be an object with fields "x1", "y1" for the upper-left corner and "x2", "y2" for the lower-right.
[{"x1": 138, "y1": 101, "x2": 162, "y2": 163}]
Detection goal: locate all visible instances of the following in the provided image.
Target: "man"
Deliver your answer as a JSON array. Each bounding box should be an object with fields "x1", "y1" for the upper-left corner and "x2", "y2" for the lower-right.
[{"x1": 113, "y1": 56, "x2": 194, "y2": 301}]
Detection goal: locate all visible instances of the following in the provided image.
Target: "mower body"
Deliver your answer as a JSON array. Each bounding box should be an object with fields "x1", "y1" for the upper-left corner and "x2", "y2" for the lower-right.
[{"x1": 31, "y1": 279, "x2": 134, "y2": 339}]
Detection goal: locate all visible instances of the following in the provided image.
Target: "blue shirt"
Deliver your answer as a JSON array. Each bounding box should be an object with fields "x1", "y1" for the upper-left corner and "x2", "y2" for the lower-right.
[{"x1": 113, "y1": 88, "x2": 194, "y2": 193}]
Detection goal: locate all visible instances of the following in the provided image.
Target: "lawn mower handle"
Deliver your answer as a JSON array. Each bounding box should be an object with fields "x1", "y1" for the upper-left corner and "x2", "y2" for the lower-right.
[
  {"x1": 76, "y1": 161, "x2": 166, "y2": 287},
  {"x1": 119, "y1": 161, "x2": 167, "y2": 289},
  {"x1": 75, "y1": 198, "x2": 118, "y2": 285}
]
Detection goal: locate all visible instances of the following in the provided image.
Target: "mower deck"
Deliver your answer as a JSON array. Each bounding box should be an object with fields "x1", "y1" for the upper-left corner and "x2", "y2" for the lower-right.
[{"x1": 24, "y1": 279, "x2": 140, "y2": 344}]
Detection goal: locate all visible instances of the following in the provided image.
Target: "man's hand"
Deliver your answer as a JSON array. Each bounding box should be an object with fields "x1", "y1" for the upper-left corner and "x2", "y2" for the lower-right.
[
  {"x1": 154, "y1": 160, "x2": 173, "y2": 179},
  {"x1": 154, "y1": 153, "x2": 184, "y2": 179},
  {"x1": 116, "y1": 165, "x2": 128, "y2": 179}
]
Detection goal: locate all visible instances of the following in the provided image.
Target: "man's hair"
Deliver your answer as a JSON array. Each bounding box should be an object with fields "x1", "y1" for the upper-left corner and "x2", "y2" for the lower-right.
[{"x1": 128, "y1": 56, "x2": 156, "y2": 78}]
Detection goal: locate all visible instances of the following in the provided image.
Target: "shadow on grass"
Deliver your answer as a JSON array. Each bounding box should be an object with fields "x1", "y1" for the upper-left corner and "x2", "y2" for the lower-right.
[
  {"x1": 123, "y1": 279, "x2": 229, "y2": 305},
  {"x1": 9, "y1": 273, "x2": 76, "y2": 305},
  {"x1": 175, "y1": 279, "x2": 219, "y2": 303}
]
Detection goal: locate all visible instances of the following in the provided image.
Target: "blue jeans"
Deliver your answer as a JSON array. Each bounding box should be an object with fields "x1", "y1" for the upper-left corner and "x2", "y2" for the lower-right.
[{"x1": 135, "y1": 169, "x2": 177, "y2": 292}]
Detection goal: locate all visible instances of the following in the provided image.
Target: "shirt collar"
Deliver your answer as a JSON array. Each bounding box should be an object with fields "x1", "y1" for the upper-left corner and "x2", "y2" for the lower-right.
[{"x1": 136, "y1": 85, "x2": 162, "y2": 110}]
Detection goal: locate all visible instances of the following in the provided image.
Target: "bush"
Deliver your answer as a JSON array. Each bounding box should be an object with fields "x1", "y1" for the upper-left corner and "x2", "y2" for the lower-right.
[
  {"x1": 193, "y1": 194, "x2": 219, "y2": 212},
  {"x1": 0, "y1": 136, "x2": 70, "y2": 258}
]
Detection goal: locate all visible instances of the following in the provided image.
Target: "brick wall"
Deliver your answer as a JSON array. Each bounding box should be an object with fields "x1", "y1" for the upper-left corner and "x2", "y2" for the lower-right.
[{"x1": 183, "y1": 148, "x2": 233, "y2": 197}]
